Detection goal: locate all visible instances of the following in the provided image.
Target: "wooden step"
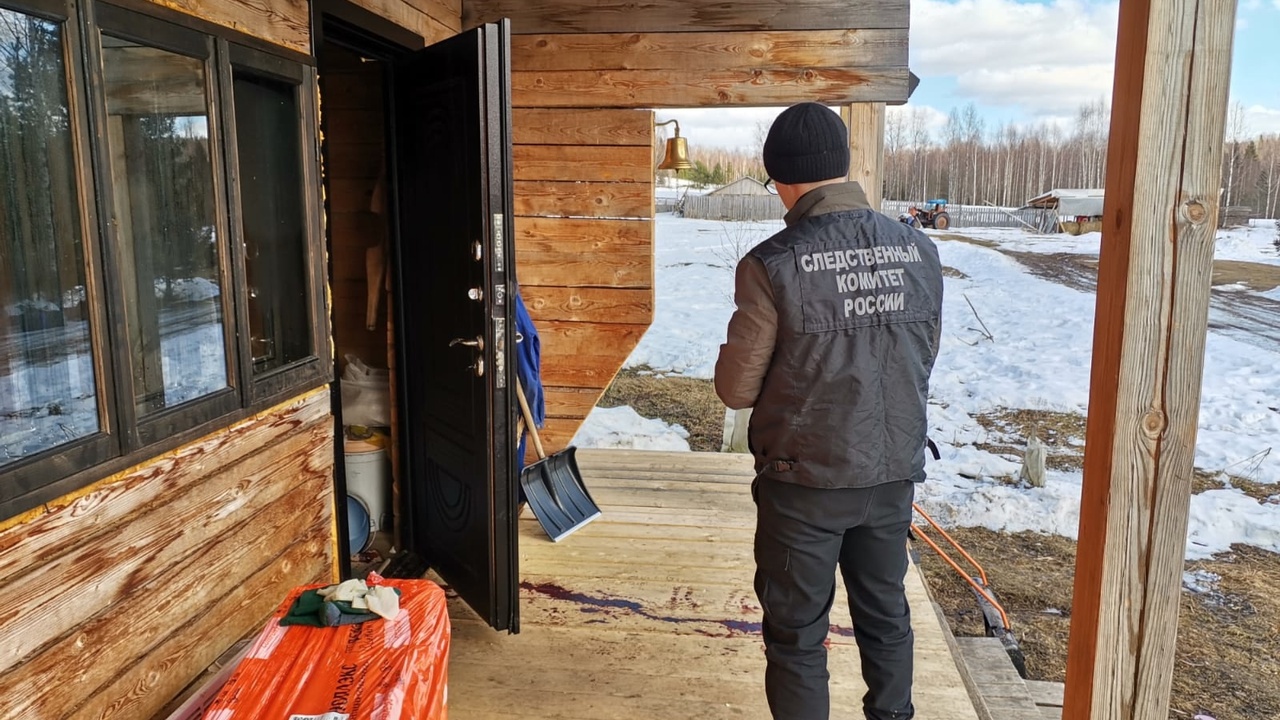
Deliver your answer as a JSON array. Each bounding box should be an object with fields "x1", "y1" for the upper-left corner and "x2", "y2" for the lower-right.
[
  {"x1": 954, "y1": 636, "x2": 1044, "y2": 720},
  {"x1": 1025, "y1": 679, "x2": 1065, "y2": 720}
]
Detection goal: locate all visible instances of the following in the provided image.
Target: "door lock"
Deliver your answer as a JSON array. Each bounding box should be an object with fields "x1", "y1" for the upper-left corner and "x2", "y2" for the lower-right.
[
  {"x1": 449, "y1": 335, "x2": 484, "y2": 351},
  {"x1": 467, "y1": 287, "x2": 483, "y2": 302},
  {"x1": 470, "y1": 358, "x2": 485, "y2": 377}
]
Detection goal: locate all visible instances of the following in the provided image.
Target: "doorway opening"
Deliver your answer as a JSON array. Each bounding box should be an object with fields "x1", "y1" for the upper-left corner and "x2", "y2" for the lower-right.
[
  {"x1": 315, "y1": 10, "x2": 520, "y2": 631},
  {"x1": 316, "y1": 37, "x2": 398, "y2": 580}
]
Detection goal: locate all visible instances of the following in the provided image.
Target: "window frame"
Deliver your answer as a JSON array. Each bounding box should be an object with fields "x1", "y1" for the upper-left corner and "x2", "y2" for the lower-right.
[
  {"x1": 85, "y1": 2, "x2": 243, "y2": 448},
  {"x1": 0, "y1": 0, "x2": 330, "y2": 518},
  {"x1": 0, "y1": 0, "x2": 120, "y2": 502},
  {"x1": 219, "y1": 41, "x2": 331, "y2": 409}
]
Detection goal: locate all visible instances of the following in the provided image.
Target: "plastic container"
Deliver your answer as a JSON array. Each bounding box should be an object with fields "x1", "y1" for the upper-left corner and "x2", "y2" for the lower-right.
[{"x1": 345, "y1": 442, "x2": 390, "y2": 533}]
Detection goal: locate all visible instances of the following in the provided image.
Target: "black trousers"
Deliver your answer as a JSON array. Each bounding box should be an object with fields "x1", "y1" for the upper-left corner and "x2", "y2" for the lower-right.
[{"x1": 753, "y1": 476, "x2": 916, "y2": 720}]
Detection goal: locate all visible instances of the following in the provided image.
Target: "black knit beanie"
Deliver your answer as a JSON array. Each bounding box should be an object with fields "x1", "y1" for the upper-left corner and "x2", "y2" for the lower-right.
[{"x1": 762, "y1": 102, "x2": 850, "y2": 185}]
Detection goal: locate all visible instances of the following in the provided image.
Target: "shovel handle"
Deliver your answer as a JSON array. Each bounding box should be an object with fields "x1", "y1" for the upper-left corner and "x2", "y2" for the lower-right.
[{"x1": 515, "y1": 377, "x2": 547, "y2": 460}]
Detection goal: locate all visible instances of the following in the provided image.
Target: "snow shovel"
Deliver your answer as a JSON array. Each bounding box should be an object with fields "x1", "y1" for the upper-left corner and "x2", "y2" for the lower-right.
[{"x1": 515, "y1": 377, "x2": 601, "y2": 542}]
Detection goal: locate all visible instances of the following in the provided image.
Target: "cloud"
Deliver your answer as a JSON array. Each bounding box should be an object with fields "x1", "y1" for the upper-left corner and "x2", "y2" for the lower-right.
[
  {"x1": 911, "y1": 0, "x2": 1120, "y2": 116},
  {"x1": 657, "y1": 107, "x2": 783, "y2": 152},
  {"x1": 887, "y1": 104, "x2": 951, "y2": 142},
  {"x1": 1245, "y1": 105, "x2": 1280, "y2": 135}
]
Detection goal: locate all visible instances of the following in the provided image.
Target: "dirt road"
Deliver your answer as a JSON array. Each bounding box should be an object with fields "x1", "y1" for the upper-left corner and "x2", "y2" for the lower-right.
[{"x1": 993, "y1": 248, "x2": 1280, "y2": 352}]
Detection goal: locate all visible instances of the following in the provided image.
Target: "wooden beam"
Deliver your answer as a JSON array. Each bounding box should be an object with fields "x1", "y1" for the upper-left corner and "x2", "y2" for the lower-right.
[
  {"x1": 513, "y1": 108, "x2": 653, "y2": 146},
  {"x1": 537, "y1": 320, "x2": 646, "y2": 388},
  {"x1": 511, "y1": 29, "x2": 907, "y2": 72},
  {"x1": 463, "y1": 0, "x2": 907, "y2": 34},
  {"x1": 344, "y1": 0, "x2": 458, "y2": 45},
  {"x1": 514, "y1": 216, "x2": 652, "y2": 250},
  {"x1": 143, "y1": 0, "x2": 310, "y2": 53},
  {"x1": 512, "y1": 67, "x2": 909, "y2": 108},
  {"x1": 513, "y1": 180, "x2": 652, "y2": 218},
  {"x1": 1064, "y1": 0, "x2": 1236, "y2": 717},
  {"x1": 514, "y1": 144, "x2": 652, "y2": 182},
  {"x1": 509, "y1": 66, "x2": 911, "y2": 107},
  {"x1": 521, "y1": 286, "x2": 653, "y2": 324},
  {"x1": 842, "y1": 103, "x2": 885, "y2": 210}
]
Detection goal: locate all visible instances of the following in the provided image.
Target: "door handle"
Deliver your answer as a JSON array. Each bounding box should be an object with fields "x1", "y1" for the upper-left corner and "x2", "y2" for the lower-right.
[{"x1": 449, "y1": 336, "x2": 484, "y2": 351}]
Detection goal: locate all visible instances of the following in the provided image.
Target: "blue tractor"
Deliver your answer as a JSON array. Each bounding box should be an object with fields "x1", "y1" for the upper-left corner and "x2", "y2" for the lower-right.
[{"x1": 919, "y1": 199, "x2": 951, "y2": 230}]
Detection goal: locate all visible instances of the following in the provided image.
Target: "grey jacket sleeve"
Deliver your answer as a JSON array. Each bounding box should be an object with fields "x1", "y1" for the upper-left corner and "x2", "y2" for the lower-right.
[{"x1": 714, "y1": 255, "x2": 777, "y2": 410}]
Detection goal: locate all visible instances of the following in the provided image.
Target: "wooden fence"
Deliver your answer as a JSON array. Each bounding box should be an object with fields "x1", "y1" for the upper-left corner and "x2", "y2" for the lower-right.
[{"x1": 682, "y1": 194, "x2": 786, "y2": 221}]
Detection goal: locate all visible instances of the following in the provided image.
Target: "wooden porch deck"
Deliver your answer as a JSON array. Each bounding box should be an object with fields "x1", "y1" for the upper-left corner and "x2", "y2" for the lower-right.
[{"x1": 446, "y1": 449, "x2": 979, "y2": 719}]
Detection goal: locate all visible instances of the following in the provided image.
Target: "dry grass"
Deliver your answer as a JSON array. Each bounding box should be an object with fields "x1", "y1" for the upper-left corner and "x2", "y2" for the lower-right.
[
  {"x1": 914, "y1": 527, "x2": 1076, "y2": 681},
  {"x1": 915, "y1": 528, "x2": 1280, "y2": 720},
  {"x1": 974, "y1": 407, "x2": 1088, "y2": 472},
  {"x1": 1212, "y1": 259, "x2": 1280, "y2": 291},
  {"x1": 598, "y1": 368, "x2": 725, "y2": 451},
  {"x1": 942, "y1": 266, "x2": 970, "y2": 279}
]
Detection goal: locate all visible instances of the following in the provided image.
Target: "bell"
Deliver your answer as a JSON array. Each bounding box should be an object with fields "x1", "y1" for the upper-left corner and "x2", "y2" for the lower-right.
[{"x1": 658, "y1": 136, "x2": 692, "y2": 171}]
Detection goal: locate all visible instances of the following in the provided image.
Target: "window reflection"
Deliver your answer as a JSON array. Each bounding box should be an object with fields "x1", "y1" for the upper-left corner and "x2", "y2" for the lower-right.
[
  {"x1": 0, "y1": 9, "x2": 99, "y2": 466},
  {"x1": 100, "y1": 36, "x2": 227, "y2": 416},
  {"x1": 233, "y1": 71, "x2": 310, "y2": 373}
]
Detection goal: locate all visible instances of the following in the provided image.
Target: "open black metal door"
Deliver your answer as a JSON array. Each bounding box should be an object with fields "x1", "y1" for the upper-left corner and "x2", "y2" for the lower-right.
[{"x1": 390, "y1": 20, "x2": 518, "y2": 632}]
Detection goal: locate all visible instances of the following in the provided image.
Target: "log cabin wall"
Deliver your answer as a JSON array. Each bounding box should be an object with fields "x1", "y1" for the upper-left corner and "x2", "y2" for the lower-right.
[
  {"x1": 342, "y1": 0, "x2": 460, "y2": 46},
  {"x1": 485, "y1": 0, "x2": 910, "y2": 448},
  {"x1": 0, "y1": 389, "x2": 334, "y2": 720},
  {"x1": 319, "y1": 46, "x2": 392, "y2": 375},
  {"x1": 512, "y1": 108, "x2": 656, "y2": 451}
]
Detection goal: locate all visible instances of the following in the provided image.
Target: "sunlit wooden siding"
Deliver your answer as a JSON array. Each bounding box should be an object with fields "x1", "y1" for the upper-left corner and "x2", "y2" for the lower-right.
[
  {"x1": 512, "y1": 108, "x2": 655, "y2": 452},
  {"x1": 0, "y1": 390, "x2": 335, "y2": 720}
]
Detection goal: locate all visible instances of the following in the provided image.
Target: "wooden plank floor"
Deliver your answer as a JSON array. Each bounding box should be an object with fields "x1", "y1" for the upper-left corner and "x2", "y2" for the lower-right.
[{"x1": 447, "y1": 449, "x2": 979, "y2": 719}]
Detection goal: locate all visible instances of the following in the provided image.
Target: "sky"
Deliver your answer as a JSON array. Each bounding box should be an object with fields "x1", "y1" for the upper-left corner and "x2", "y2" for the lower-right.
[
  {"x1": 661, "y1": 0, "x2": 1280, "y2": 151},
  {"x1": 571, "y1": 215, "x2": 1280, "y2": 560}
]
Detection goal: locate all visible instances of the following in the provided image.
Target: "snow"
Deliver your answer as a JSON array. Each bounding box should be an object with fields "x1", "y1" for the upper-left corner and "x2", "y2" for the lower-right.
[
  {"x1": 572, "y1": 406, "x2": 691, "y2": 452},
  {"x1": 572, "y1": 214, "x2": 1280, "y2": 560},
  {"x1": 1, "y1": 283, "x2": 227, "y2": 466}
]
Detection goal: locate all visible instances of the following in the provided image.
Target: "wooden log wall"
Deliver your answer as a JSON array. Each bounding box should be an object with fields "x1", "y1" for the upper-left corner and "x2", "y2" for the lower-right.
[
  {"x1": 142, "y1": 0, "x2": 311, "y2": 54},
  {"x1": 512, "y1": 108, "x2": 655, "y2": 452},
  {"x1": 138, "y1": 0, "x2": 458, "y2": 55},
  {"x1": 345, "y1": 0, "x2": 460, "y2": 46},
  {"x1": 0, "y1": 389, "x2": 334, "y2": 720},
  {"x1": 318, "y1": 45, "x2": 393, "y2": 378},
  {"x1": 507, "y1": 29, "x2": 909, "y2": 108}
]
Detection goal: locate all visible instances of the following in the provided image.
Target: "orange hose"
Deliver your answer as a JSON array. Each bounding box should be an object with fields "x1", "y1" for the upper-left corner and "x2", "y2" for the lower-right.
[
  {"x1": 910, "y1": 505, "x2": 1012, "y2": 632},
  {"x1": 912, "y1": 502, "x2": 990, "y2": 586}
]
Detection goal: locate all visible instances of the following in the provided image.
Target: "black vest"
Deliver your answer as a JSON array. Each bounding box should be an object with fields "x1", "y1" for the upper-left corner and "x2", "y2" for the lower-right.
[{"x1": 747, "y1": 204, "x2": 943, "y2": 488}]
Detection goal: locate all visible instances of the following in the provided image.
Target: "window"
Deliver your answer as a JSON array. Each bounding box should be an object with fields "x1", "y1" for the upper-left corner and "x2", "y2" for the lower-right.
[
  {"x1": 0, "y1": 0, "x2": 326, "y2": 515},
  {"x1": 99, "y1": 33, "x2": 230, "y2": 417},
  {"x1": 231, "y1": 66, "x2": 311, "y2": 374},
  {"x1": 0, "y1": 4, "x2": 101, "y2": 468}
]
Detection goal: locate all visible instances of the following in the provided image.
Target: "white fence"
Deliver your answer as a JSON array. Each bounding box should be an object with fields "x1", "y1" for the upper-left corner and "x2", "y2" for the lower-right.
[{"x1": 881, "y1": 201, "x2": 1052, "y2": 230}]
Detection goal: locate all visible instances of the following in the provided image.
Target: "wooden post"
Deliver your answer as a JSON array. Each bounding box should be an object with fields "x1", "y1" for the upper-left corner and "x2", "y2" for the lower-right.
[
  {"x1": 1064, "y1": 0, "x2": 1236, "y2": 717},
  {"x1": 842, "y1": 102, "x2": 885, "y2": 211}
]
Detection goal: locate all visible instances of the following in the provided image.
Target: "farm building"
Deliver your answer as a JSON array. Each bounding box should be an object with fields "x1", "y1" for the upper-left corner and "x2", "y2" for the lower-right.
[
  {"x1": 0, "y1": 0, "x2": 1239, "y2": 715},
  {"x1": 684, "y1": 176, "x2": 786, "y2": 220},
  {"x1": 1026, "y1": 188, "x2": 1107, "y2": 234}
]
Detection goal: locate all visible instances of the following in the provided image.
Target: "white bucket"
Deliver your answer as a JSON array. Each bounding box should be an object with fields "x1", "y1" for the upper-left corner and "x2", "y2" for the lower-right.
[{"x1": 345, "y1": 445, "x2": 390, "y2": 532}]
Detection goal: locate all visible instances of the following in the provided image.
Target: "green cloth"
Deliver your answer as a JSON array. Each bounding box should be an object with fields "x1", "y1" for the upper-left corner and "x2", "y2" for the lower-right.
[{"x1": 279, "y1": 588, "x2": 400, "y2": 627}]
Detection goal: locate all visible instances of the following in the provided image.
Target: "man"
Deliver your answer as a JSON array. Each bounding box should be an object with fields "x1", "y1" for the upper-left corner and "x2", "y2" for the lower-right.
[
  {"x1": 898, "y1": 205, "x2": 921, "y2": 228},
  {"x1": 715, "y1": 102, "x2": 943, "y2": 720}
]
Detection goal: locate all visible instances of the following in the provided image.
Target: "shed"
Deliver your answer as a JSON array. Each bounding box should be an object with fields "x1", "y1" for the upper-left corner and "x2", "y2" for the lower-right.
[
  {"x1": 707, "y1": 177, "x2": 772, "y2": 196},
  {"x1": 1025, "y1": 188, "x2": 1106, "y2": 233},
  {"x1": 685, "y1": 176, "x2": 785, "y2": 220}
]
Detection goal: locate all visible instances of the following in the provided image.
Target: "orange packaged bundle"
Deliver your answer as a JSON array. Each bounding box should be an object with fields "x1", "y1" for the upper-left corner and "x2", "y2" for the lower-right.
[{"x1": 202, "y1": 575, "x2": 449, "y2": 719}]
